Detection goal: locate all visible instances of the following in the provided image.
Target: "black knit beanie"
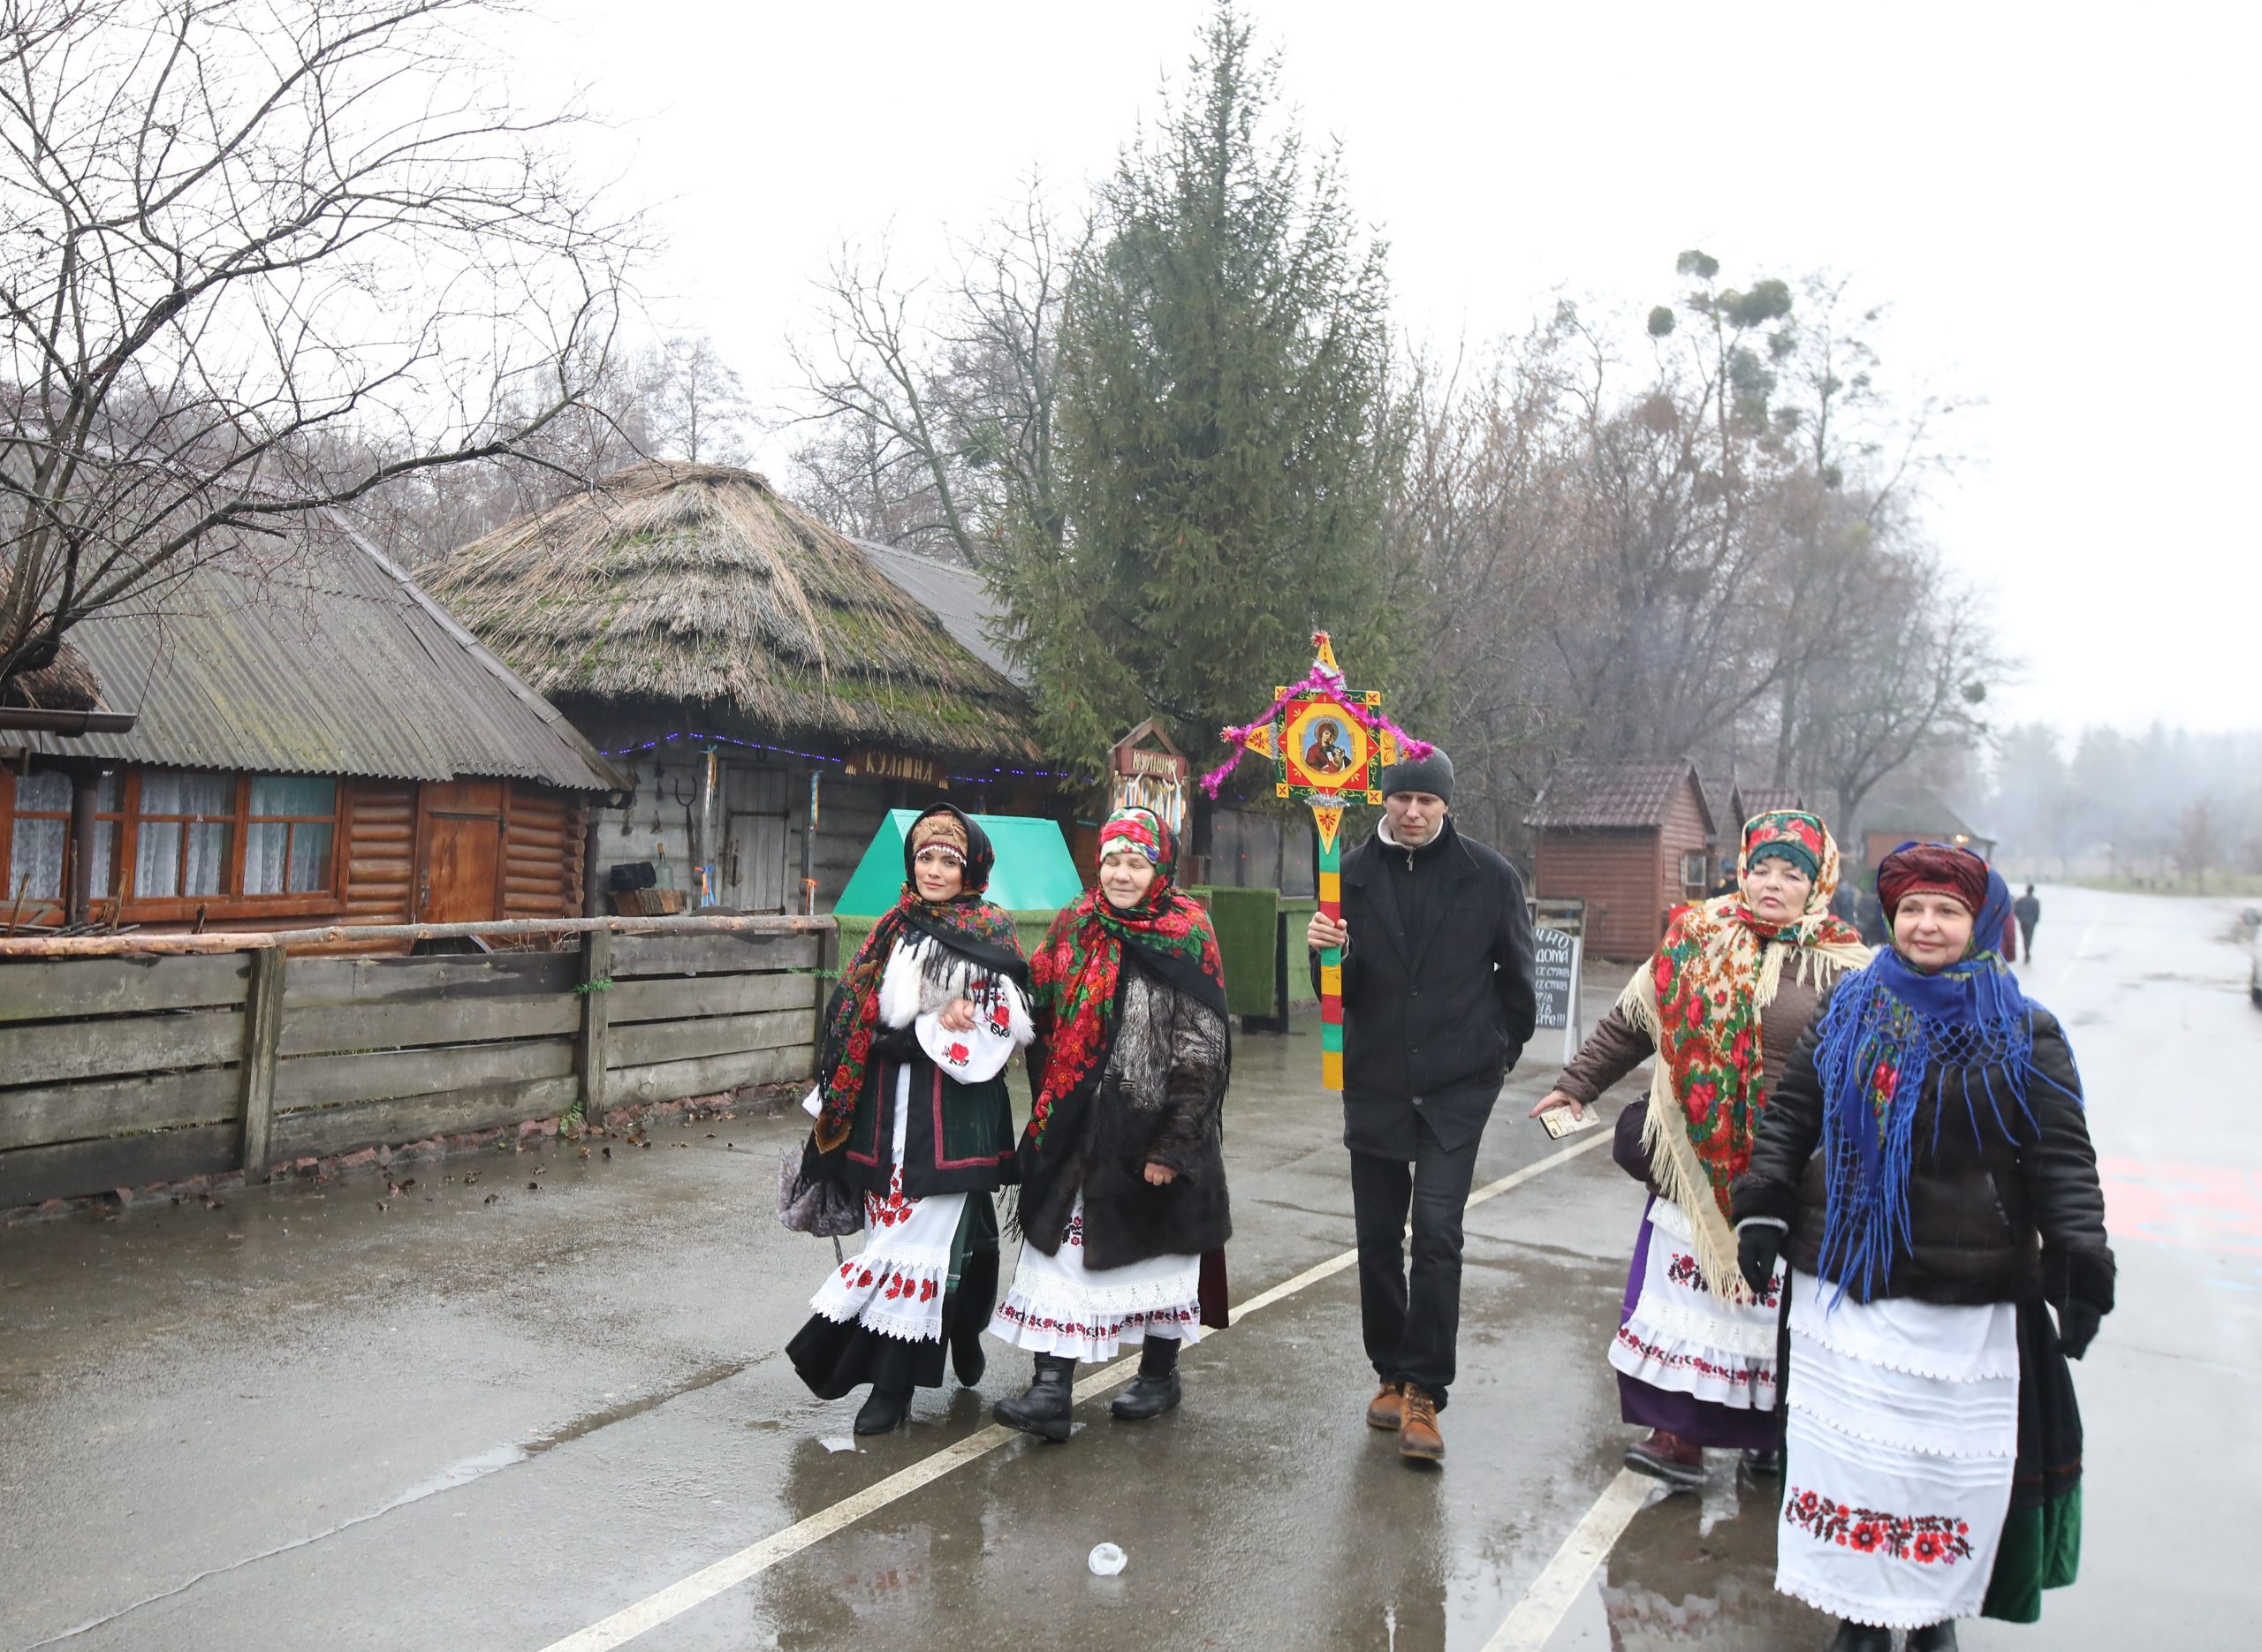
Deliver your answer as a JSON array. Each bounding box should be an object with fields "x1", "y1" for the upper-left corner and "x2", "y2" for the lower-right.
[{"x1": 1380, "y1": 748, "x2": 1454, "y2": 803}]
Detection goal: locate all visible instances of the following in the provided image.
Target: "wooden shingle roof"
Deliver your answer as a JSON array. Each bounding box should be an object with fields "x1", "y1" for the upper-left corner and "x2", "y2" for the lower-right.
[{"x1": 1527, "y1": 757, "x2": 1712, "y2": 832}]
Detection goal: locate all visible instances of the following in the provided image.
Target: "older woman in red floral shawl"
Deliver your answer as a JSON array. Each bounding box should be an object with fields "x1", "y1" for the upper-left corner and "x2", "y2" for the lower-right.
[
  {"x1": 1534, "y1": 810, "x2": 1871, "y2": 1488},
  {"x1": 989, "y1": 806, "x2": 1233, "y2": 1442}
]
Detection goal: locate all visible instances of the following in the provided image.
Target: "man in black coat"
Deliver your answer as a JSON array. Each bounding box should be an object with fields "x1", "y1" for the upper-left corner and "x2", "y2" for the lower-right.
[{"x1": 1306, "y1": 750, "x2": 1537, "y2": 1463}]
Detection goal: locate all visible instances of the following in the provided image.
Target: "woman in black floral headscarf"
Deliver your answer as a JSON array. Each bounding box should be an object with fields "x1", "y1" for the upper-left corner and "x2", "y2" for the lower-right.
[{"x1": 785, "y1": 805, "x2": 1032, "y2": 1434}]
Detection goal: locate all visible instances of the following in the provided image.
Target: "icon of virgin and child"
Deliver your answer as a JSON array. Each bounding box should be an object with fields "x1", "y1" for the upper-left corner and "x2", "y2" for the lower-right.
[{"x1": 1303, "y1": 717, "x2": 1353, "y2": 774}]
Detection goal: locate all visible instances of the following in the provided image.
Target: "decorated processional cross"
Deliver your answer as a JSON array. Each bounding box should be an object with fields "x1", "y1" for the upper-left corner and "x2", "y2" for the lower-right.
[{"x1": 1201, "y1": 632, "x2": 1432, "y2": 1093}]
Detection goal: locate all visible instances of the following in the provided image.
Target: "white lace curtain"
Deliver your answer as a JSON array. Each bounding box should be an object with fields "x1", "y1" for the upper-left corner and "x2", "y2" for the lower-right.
[
  {"x1": 243, "y1": 777, "x2": 336, "y2": 896},
  {"x1": 134, "y1": 772, "x2": 232, "y2": 898}
]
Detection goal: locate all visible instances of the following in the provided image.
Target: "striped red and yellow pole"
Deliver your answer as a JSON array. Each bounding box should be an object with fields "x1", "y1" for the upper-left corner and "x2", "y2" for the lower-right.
[{"x1": 1313, "y1": 801, "x2": 1346, "y2": 1091}]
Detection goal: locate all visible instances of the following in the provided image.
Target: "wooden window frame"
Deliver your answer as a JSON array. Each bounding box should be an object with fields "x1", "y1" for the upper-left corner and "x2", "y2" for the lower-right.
[
  {"x1": 242, "y1": 775, "x2": 345, "y2": 900},
  {"x1": 0, "y1": 768, "x2": 74, "y2": 921},
  {"x1": 114, "y1": 769, "x2": 349, "y2": 922}
]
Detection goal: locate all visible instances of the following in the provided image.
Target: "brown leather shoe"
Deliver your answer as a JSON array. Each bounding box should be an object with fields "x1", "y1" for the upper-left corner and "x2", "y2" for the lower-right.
[
  {"x1": 1366, "y1": 1383, "x2": 1403, "y2": 1431},
  {"x1": 1399, "y1": 1386, "x2": 1444, "y2": 1462},
  {"x1": 1624, "y1": 1428, "x2": 1706, "y2": 1489}
]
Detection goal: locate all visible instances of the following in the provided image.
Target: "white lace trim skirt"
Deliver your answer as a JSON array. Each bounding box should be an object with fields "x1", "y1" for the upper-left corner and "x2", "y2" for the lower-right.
[
  {"x1": 988, "y1": 1195, "x2": 1203, "y2": 1360},
  {"x1": 1608, "y1": 1197, "x2": 1784, "y2": 1409},
  {"x1": 804, "y1": 1067, "x2": 962, "y2": 1345},
  {"x1": 1773, "y1": 1271, "x2": 2019, "y2": 1631}
]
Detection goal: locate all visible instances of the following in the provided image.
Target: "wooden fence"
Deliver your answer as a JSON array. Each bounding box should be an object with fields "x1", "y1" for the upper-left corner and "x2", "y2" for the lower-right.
[{"x1": 0, "y1": 915, "x2": 834, "y2": 1209}]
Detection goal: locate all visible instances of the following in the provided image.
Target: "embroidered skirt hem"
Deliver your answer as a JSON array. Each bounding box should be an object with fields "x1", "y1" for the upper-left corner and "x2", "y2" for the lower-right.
[
  {"x1": 990, "y1": 1199, "x2": 1203, "y2": 1361},
  {"x1": 1609, "y1": 1200, "x2": 1782, "y2": 1419},
  {"x1": 1774, "y1": 1272, "x2": 2018, "y2": 1630}
]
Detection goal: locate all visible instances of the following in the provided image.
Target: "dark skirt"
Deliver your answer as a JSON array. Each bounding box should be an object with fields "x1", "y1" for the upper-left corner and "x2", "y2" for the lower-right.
[
  {"x1": 1981, "y1": 1299, "x2": 2084, "y2": 1622},
  {"x1": 1615, "y1": 1208, "x2": 1779, "y2": 1451},
  {"x1": 786, "y1": 1194, "x2": 999, "y2": 1399}
]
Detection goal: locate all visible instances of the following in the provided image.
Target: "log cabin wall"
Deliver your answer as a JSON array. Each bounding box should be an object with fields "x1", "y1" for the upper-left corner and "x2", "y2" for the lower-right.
[
  {"x1": 336, "y1": 779, "x2": 586, "y2": 949},
  {"x1": 1531, "y1": 828, "x2": 1662, "y2": 963},
  {"x1": 499, "y1": 784, "x2": 588, "y2": 921},
  {"x1": 1657, "y1": 772, "x2": 1714, "y2": 920},
  {"x1": 342, "y1": 781, "x2": 417, "y2": 929}
]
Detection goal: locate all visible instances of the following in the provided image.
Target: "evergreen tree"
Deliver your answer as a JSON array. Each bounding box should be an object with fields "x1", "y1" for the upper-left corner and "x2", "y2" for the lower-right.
[{"x1": 988, "y1": 4, "x2": 1396, "y2": 835}]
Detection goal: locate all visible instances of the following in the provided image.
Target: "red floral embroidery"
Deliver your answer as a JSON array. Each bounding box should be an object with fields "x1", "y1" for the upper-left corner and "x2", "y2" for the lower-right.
[
  {"x1": 1784, "y1": 1486, "x2": 1976, "y2": 1565},
  {"x1": 945, "y1": 1042, "x2": 970, "y2": 1065},
  {"x1": 1664, "y1": 1249, "x2": 1777, "y2": 1307},
  {"x1": 1613, "y1": 1326, "x2": 1775, "y2": 1387}
]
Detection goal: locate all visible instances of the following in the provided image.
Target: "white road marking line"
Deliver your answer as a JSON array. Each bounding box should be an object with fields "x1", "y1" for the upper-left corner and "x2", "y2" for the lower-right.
[
  {"x1": 1469, "y1": 1130, "x2": 1613, "y2": 1211},
  {"x1": 1479, "y1": 1468, "x2": 1658, "y2": 1652},
  {"x1": 536, "y1": 1128, "x2": 1615, "y2": 1651},
  {"x1": 2056, "y1": 917, "x2": 2099, "y2": 987}
]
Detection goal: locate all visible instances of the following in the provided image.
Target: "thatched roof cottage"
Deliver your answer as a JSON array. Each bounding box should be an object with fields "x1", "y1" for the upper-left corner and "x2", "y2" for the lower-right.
[{"x1": 425, "y1": 463, "x2": 1059, "y2": 913}]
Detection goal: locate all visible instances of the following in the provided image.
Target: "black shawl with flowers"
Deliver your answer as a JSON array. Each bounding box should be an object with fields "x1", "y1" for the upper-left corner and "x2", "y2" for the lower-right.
[
  {"x1": 1016, "y1": 811, "x2": 1228, "y2": 1216},
  {"x1": 804, "y1": 806, "x2": 1027, "y2": 1174}
]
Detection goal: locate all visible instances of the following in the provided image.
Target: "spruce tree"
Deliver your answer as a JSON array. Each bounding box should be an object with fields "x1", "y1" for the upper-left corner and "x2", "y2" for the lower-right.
[{"x1": 988, "y1": 4, "x2": 1396, "y2": 842}]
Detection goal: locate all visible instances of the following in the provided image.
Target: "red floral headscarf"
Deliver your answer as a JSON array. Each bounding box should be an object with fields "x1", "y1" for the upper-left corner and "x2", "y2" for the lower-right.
[
  {"x1": 1614, "y1": 809, "x2": 1871, "y2": 1297},
  {"x1": 1021, "y1": 808, "x2": 1225, "y2": 1163}
]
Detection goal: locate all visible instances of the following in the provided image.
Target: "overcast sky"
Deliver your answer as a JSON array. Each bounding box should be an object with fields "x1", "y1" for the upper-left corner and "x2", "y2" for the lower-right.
[{"x1": 517, "y1": 0, "x2": 2258, "y2": 738}]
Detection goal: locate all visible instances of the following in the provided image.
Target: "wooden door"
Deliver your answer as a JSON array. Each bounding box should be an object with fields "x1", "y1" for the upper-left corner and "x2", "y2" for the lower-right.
[
  {"x1": 416, "y1": 780, "x2": 504, "y2": 923},
  {"x1": 723, "y1": 764, "x2": 790, "y2": 912}
]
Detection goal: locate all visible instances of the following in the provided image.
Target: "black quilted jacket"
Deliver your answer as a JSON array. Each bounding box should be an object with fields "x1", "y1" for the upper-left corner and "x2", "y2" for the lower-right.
[{"x1": 1732, "y1": 1005, "x2": 2115, "y2": 1314}]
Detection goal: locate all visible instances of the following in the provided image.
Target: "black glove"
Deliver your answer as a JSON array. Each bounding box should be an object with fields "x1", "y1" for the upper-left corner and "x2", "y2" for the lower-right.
[
  {"x1": 2057, "y1": 1298, "x2": 2104, "y2": 1360},
  {"x1": 1738, "y1": 1223, "x2": 1784, "y2": 1300}
]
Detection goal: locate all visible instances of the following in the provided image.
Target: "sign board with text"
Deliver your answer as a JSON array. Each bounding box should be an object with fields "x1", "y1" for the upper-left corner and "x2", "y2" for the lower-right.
[{"x1": 1531, "y1": 925, "x2": 1583, "y2": 1064}]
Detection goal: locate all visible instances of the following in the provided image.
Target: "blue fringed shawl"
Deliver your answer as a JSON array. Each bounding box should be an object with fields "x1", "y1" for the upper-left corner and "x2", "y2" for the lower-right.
[{"x1": 1809, "y1": 904, "x2": 2082, "y2": 1305}]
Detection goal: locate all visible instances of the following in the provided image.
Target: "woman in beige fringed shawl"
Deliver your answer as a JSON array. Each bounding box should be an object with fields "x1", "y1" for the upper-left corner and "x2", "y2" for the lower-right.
[{"x1": 1532, "y1": 810, "x2": 1870, "y2": 1488}]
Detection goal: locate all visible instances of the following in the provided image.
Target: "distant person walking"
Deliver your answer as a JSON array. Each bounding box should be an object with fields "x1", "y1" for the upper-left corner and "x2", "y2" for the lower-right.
[
  {"x1": 2014, "y1": 884, "x2": 2042, "y2": 960},
  {"x1": 1533, "y1": 811, "x2": 1871, "y2": 1489},
  {"x1": 1305, "y1": 749, "x2": 1537, "y2": 1464}
]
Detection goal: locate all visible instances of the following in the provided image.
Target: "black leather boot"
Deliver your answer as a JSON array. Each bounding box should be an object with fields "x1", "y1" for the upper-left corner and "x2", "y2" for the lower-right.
[
  {"x1": 949, "y1": 1246, "x2": 998, "y2": 1387},
  {"x1": 1826, "y1": 1622, "x2": 1893, "y2": 1652},
  {"x1": 1907, "y1": 1624, "x2": 1960, "y2": 1651},
  {"x1": 1110, "y1": 1336, "x2": 1183, "y2": 1421},
  {"x1": 853, "y1": 1383, "x2": 913, "y2": 1435},
  {"x1": 993, "y1": 1353, "x2": 1076, "y2": 1442}
]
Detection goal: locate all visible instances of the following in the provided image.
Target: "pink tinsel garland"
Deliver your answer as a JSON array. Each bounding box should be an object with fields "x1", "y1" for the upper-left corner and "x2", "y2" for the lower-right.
[{"x1": 1200, "y1": 663, "x2": 1434, "y2": 799}]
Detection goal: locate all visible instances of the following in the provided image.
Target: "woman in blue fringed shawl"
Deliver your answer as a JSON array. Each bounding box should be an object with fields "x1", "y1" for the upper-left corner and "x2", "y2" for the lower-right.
[{"x1": 1732, "y1": 843, "x2": 2114, "y2": 1652}]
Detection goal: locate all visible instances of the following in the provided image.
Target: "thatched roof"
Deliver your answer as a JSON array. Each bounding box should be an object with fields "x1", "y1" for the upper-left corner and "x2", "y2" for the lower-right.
[
  {"x1": 3, "y1": 639, "x2": 101, "y2": 711},
  {"x1": 425, "y1": 463, "x2": 1040, "y2": 762}
]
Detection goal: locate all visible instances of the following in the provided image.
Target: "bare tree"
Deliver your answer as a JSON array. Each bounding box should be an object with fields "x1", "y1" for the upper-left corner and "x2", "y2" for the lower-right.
[
  {"x1": 784, "y1": 176, "x2": 1071, "y2": 564},
  {"x1": 643, "y1": 334, "x2": 750, "y2": 466},
  {"x1": 785, "y1": 237, "x2": 975, "y2": 559},
  {"x1": 0, "y1": 0, "x2": 642, "y2": 694},
  {"x1": 1786, "y1": 555, "x2": 2002, "y2": 830}
]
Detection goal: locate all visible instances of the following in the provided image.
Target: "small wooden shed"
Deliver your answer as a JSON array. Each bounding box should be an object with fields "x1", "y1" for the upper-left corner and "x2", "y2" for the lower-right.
[
  {"x1": 1527, "y1": 758, "x2": 1717, "y2": 962},
  {"x1": 1858, "y1": 791, "x2": 1995, "y2": 873},
  {"x1": 0, "y1": 525, "x2": 626, "y2": 944}
]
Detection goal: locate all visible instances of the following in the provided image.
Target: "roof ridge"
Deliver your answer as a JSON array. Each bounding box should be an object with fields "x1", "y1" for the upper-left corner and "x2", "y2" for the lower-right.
[{"x1": 324, "y1": 509, "x2": 628, "y2": 792}]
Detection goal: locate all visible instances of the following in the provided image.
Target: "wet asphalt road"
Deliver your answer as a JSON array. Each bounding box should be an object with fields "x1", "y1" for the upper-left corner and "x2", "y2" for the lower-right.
[{"x1": 2, "y1": 885, "x2": 2256, "y2": 1651}]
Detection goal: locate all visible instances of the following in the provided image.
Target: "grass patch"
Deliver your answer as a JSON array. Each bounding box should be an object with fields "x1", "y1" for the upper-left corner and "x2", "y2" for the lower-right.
[{"x1": 2061, "y1": 874, "x2": 2262, "y2": 898}]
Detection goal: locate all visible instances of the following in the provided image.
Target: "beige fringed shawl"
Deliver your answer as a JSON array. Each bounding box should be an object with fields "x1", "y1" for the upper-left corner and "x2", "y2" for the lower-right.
[{"x1": 1618, "y1": 814, "x2": 1871, "y2": 1300}]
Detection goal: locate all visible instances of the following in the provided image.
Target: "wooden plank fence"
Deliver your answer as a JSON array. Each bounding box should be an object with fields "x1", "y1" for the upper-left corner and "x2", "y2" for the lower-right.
[{"x1": 0, "y1": 916, "x2": 831, "y2": 1209}]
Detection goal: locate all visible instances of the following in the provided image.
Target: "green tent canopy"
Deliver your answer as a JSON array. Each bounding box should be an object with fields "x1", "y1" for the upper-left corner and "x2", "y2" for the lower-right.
[{"x1": 834, "y1": 809, "x2": 1084, "y2": 917}]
